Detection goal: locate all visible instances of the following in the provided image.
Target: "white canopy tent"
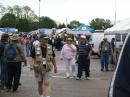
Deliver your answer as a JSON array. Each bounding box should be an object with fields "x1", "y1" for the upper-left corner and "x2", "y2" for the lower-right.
[
  {"x1": 105, "y1": 18, "x2": 130, "y2": 35},
  {"x1": 56, "y1": 28, "x2": 72, "y2": 34},
  {"x1": 0, "y1": 31, "x2": 5, "y2": 34},
  {"x1": 71, "y1": 30, "x2": 92, "y2": 35}
]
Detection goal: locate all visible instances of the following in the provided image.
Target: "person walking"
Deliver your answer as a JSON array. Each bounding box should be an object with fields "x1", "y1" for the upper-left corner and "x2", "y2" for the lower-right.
[
  {"x1": 76, "y1": 35, "x2": 92, "y2": 80},
  {"x1": 99, "y1": 38, "x2": 111, "y2": 72},
  {"x1": 48, "y1": 35, "x2": 56, "y2": 49},
  {"x1": 30, "y1": 34, "x2": 57, "y2": 97},
  {"x1": 110, "y1": 38, "x2": 116, "y2": 70},
  {"x1": 4, "y1": 34, "x2": 26, "y2": 92},
  {"x1": 0, "y1": 33, "x2": 9, "y2": 89},
  {"x1": 61, "y1": 38, "x2": 77, "y2": 78}
]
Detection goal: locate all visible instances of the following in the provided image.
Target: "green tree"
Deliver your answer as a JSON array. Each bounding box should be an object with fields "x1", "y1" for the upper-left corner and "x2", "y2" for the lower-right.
[
  {"x1": 58, "y1": 23, "x2": 66, "y2": 29},
  {"x1": 89, "y1": 18, "x2": 113, "y2": 30},
  {"x1": 13, "y1": 5, "x2": 22, "y2": 19},
  {"x1": 7, "y1": 6, "x2": 13, "y2": 14},
  {"x1": 39, "y1": 16, "x2": 57, "y2": 28},
  {"x1": 0, "y1": 3, "x2": 6, "y2": 17},
  {"x1": 30, "y1": 21, "x2": 39, "y2": 31},
  {"x1": 104, "y1": 19, "x2": 113, "y2": 29},
  {"x1": 68, "y1": 20, "x2": 81, "y2": 29},
  {"x1": 0, "y1": 4, "x2": 39, "y2": 31},
  {"x1": 17, "y1": 18, "x2": 30, "y2": 32},
  {"x1": 22, "y1": 6, "x2": 32, "y2": 20},
  {"x1": 0, "y1": 13, "x2": 16, "y2": 27}
]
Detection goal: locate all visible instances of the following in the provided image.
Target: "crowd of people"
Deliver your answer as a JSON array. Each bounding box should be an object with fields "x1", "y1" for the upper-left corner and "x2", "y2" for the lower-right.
[{"x1": 0, "y1": 32, "x2": 116, "y2": 97}]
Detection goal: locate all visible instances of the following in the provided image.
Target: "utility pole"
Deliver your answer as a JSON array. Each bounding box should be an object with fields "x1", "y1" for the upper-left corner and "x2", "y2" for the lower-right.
[
  {"x1": 66, "y1": 18, "x2": 68, "y2": 28},
  {"x1": 114, "y1": 0, "x2": 117, "y2": 25},
  {"x1": 39, "y1": 0, "x2": 41, "y2": 28}
]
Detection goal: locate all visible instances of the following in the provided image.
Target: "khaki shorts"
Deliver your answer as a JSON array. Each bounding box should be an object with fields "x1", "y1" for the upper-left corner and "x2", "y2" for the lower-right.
[{"x1": 34, "y1": 70, "x2": 52, "y2": 82}]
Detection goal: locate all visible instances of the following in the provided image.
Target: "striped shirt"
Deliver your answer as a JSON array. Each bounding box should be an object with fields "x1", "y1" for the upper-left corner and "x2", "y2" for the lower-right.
[{"x1": 77, "y1": 43, "x2": 91, "y2": 56}]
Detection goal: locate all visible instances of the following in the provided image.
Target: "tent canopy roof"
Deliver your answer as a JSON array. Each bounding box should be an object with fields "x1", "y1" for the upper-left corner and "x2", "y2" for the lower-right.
[
  {"x1": 71, "y1": 24, "x2": 95, "y2": 35},
  {"x1": 105, "y1": 18, "x2": 130, "y2": 35},
  {"x1": 72, "y1": 24, "x2": 95, "y2": 32}
]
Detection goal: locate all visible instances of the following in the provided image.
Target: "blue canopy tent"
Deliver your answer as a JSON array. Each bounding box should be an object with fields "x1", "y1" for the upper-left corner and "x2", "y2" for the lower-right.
[
  {"x1": 71, "y1": 24, "x2": 95, "y2": 35},
  {"x1": 0, "y1": 27, "x2": 18, "y2": 35},
  {"x1": 35, "y1": 28, "x2": 52, "y2": 35}
]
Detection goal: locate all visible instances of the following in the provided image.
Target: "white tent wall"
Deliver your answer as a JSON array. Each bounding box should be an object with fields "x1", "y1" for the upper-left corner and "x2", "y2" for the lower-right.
[{"x1": 71, "y1": 31, "x2": 92, "y2": 35}]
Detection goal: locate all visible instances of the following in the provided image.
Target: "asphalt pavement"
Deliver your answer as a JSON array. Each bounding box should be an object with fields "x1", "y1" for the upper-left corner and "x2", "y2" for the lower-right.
[{"x1": 0, "y1": 51, "x2": 113, "y2": 97}]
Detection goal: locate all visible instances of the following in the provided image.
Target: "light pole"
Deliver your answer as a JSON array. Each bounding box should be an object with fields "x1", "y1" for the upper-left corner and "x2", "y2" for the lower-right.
[
  {"x1": 39, "y1": 0, "x2": 41, "y2": 28},
  {"x1": 114, "y1": 0, "x2": 117, "y2": 25}
]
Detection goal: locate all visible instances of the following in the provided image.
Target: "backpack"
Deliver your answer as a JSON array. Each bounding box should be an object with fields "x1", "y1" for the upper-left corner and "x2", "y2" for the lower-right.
[
  {"x1": 0, "y1": 42, "x2": 5, "y2": 57},
  {"x1": 5, "y1": 43, "x2": 17, "y2": 61},
  {"x1": 100, "y1": 41, "x2": 111, "y2": 52}
]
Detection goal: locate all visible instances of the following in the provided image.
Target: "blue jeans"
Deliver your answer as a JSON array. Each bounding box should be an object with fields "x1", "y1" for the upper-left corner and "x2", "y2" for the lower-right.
[
  {"x1": 100, "y1": 52, "x2": 109, "y2": 70},
  {"x1": 0, "y1": 57, "x2": 8, "y2": 88}
]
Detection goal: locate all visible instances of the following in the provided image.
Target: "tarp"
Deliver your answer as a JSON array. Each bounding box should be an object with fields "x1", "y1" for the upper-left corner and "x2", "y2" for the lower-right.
[
  {"x1": 0, "y1": 27, "x2": 18, "y2": 35},
  {"x1": 105, "y1": 18, "x2": 130, "y2": 35},
  {"x1": 108, "y1": 33, "x2": 130, "y2": 97},
  {"x1": 72, "y1": 24, "x2": 95, "y2": 35},
  {"x1": 57, "y1": 28, "x2": 72, "y2": 34},
  {"x1": 35, "y1": 28, "x2": 52, "y2": 35}
]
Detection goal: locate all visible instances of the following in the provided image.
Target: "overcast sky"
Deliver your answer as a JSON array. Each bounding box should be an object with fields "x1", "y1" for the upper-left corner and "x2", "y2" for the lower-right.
[{"x1": 0, "y1": 0, "x2": 130, "y2": 24}]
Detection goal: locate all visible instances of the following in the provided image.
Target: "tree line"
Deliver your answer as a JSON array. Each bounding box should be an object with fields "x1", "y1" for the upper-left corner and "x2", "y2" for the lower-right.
[{"x1": 0, "y1": 3, "x2": 113, "y2": 32}]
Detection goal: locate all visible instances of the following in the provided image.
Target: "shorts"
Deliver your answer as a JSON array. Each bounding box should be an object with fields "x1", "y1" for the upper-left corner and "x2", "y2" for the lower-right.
[{"x1": 34, "y1": 70, "x2": 52, "y2": 82}]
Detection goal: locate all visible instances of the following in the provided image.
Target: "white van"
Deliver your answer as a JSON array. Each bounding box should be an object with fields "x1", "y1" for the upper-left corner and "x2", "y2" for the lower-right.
[
  {"x1": 105, "y1": 33, "x2": 127, "y2": 49},
  {"x1": 91, "y1": 30, "x2": 104, "y2": 55}
]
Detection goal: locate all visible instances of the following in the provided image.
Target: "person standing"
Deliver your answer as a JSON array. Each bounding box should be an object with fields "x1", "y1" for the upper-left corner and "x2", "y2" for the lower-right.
[
  {"x1": 0, "y1": 33, "x2": 9, "y2": 89},
  {"x1": 55, "y1": 35, "x2": 62, "y2": 51},
  {"x1": 110, "y1": 38, "x2": 116, "y2": 70},
  {"x1": 18, "y1": 33, "x2": 28, "y2": 66},
  {"x1": 30, "y1": 34, "x2": 57, "y2": 97},
  {"x1": 61, "y1": 38, "x2": 77, "y2": 78},
  {"x1": 4, "y1": 34, "x2": 26, "y2": 92},
  {"x1": 76, "y1": 35, "x2": 92, "y2": 80},
  {"x1": 48, "y1": 35, "x2": 56, "y2": 49},
  {"x1": 99, "y1": 38, "x2": 111, "y2": 72}
]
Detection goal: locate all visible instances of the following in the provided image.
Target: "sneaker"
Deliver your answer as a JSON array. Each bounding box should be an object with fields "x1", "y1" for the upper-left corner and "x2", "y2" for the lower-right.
[
  {"x1": 101, "y1": 69, "x2": 104, "y2": 72},
  {"x1": 46, "y1": 96, "x2": 50, "y2": 97},
  {"x1": 85, "y1": 77, "x2": 89, "y2": 80},
  {"x1": 13, "y1": 89, "x2": 18, "y2": 92},
  {"x1": 105, "y1": 69, "x2": 109, "y2": 72},
  {"x1": 19, "y1": 83, "x2": 22, "y2": 86},
  {"x1": 73, "y1": 76, "x2": 76, "y2": 78},
  {"x1": 66, "y1": 76, "x2": 70, "y2": 79},
  {"x1": 76, "y1": 77, "x2": 81, "y2": 80}
]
